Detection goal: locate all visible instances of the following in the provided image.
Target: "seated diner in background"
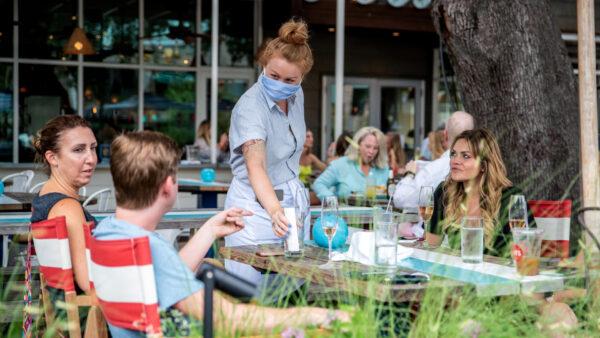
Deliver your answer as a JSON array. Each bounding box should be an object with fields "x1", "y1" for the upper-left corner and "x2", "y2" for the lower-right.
[
  {"x1": 31, "y1": 115, "x2": 98, "y2": 326},
  {"x1": 387, "y1": 132, "x2": 407, "y2": 176},
  {"x1": 194, "y1": 119, "x2": 230, "y2": 163},
  {"x1": 325, "y1": 130, "x2": 352, "y2": 164},
  {"x1": 94, "y1": 131, "x2": 349, "y2": 337},
  {"x1": 393, "y1": 111, "x2": 474, "y2": 211},
  {"x1": 426, "y1": 128, "x2": 534, "y2": 257},
  {"x1": 299, "y1": 129, "x2": 327, "y2": 186},
  {"x1": 312, "y1": 126, "x2": 388, "y2": 201}
]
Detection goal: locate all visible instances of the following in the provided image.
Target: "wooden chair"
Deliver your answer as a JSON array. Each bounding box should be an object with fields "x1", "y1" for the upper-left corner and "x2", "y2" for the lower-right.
[
  {"x1": 90, "y1": 236, "x2": 162, "y2": 337},
  {"x1": 31, "y1": 217, "x2": 107, "y2": 338}
]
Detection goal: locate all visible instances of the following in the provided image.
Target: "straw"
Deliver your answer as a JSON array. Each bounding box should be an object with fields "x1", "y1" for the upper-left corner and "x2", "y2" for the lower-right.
[{"x1": 386, "y1": 193, "x2": 393, "y2": 213}]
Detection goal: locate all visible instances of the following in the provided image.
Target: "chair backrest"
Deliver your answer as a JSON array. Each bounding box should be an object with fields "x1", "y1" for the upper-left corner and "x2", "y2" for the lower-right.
[
  {"x1": 528, "y1": 200, "x2": 572, "y2": 258},
  {"x1": 90, "y1": 236, "x2": 161, "y2": 335},
  {"x1": 83, "y1": 188, "x2": 113, "y2": 211},
  {"x1": 82, "y1": 222, "x2": 95, "y2": 289},
  {"x1": 29, "y1": 181, "x2": 47, "y2": 193},
  {"x1": 31, "y1": 216, "x2": 75, "y2": 292},
  {"x1": 2, "y1": 170, "x2": 35, "y2": 192}
]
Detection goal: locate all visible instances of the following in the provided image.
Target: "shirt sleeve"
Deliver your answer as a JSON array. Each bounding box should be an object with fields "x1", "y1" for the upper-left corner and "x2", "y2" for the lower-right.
[
  {"x1": 393, "y1": 157, "x2": 447, "y2": 209},
  {"x1": 150, "y1": 236, "x2": 203, "y2": 310},
  {"x1": 229, "y1": 97, "x2": 268, "y2": 155},
  {"x1": 312, "y1": 161, "x2": 340, "y2": 201}
]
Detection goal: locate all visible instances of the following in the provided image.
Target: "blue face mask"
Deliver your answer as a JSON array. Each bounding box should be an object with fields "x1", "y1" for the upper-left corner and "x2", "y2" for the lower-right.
[{"x1": 259, "y1": 72, "x2": 301, "y2": 101}]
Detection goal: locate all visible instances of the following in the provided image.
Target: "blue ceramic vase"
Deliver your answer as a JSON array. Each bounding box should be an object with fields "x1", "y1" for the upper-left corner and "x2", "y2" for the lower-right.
[{"x1": 312, "y1": 215, "x2": 348, "y2": 249}]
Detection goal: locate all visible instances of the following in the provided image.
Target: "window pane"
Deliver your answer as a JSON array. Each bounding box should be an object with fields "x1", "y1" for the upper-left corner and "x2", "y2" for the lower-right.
[
  {"x1": 84, "y1": 0, "x2": 139, "y2": 64},
  {"x1": 202, "y1": 0, "x2": 254, "y2": 67},
  {"x1": 19, "y1": 0, "x2": 77, "y2": 60},
  {"x1": 206, "y1": 78, "x2": 249, "y2": 135},
  {"x1": 0, "y1": 63, "x2": 13, "y2": 162},
  {"x1": 84, "y1": 68, "x2": 138, "y2": 159},
  {"x1": 0, "y1": 0, "x2": 13, "y2": 57},
  {"x1": 144, "y1": 0, "x2": 196, "y2": 67},
  {"x1": 144, "y1": 71, "x2": 195, "y2": 147},
  {"x1": 19, "y1": 64, "x2": 77, "y2": 162}
]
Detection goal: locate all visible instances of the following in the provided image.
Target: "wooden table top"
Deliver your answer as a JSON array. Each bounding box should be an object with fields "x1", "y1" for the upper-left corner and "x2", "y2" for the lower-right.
[
  {"x1": 177, "y1": 179, "x2": 230, "y2": 193},
  {"x1": 219, "y1": 244, "x2": 459, "y2": 303},
  {"x1": 220, "y1": 241, "x2": 570, "y2": 301},
  {"x1": 0, "y1": 192, "x2": 33, "y2": 212}
]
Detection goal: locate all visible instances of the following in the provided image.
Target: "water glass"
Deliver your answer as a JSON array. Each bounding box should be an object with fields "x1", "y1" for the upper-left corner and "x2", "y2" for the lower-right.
[
  {"x1": 284, "y1": 188, "x2": 309, "y2": 257},
  {"x1": 461, "y1": 217, "x2": 484, "y2": 264},
  {"x1": 511, "y1": 227, "x2": 544, "y2": 276},
  {"x1": 509, "y1": 195, "x2": 528, "y2": 229},
  {"x1": 374, "y1": 210, "x2": 398, "y2": 268}
]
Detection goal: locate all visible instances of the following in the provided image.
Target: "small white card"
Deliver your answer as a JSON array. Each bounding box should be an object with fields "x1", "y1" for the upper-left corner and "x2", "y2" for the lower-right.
[{"x1": 283, "y1": 207, "x2": 300, "y2": 251}]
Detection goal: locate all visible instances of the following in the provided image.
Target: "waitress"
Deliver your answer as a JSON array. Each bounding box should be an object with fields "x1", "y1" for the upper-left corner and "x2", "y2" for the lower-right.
[{"x1": 225, "y1": 19, "x2": 314, "y2": 285}]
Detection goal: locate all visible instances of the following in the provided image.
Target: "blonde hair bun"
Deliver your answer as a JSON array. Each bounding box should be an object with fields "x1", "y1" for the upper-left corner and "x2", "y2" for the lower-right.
[{"x1": 278, "y1": 20, "x2": 309, "y2": 45}]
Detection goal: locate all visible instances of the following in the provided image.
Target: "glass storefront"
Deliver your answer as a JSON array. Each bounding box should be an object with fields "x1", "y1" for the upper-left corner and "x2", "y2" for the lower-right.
[
  {"x1": 18, "y1": 64, "x2": 77, "y2": 162},
  {"x1": 1, "y1": 0, "x2": 256, "y2": 163},
  {"x1": 144, "y1": 71, "x2": 195, "y2": 147}
]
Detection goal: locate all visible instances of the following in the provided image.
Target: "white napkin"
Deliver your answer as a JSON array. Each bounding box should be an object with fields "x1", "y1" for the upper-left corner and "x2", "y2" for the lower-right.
[{"x1": 331, "y1": 231, "x2": 413, "y2": 266}]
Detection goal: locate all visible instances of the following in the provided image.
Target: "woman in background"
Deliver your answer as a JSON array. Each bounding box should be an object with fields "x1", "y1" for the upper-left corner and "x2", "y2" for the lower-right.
[
  {"x1": 313, "y1": 126, "x2": 388, "y2": 201},
  {"x1": 387, "y1": 132, "x2": 407, "y2": 176},
  {"x1": 299, "y1": 129, "x2": 326, "y2": 186}
]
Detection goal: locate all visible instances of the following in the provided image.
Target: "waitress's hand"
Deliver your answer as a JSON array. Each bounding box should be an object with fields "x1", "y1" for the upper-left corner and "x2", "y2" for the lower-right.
[
  {"x1": 207, "y1": 207, "x2": 253, "y2": 239},
  {"x1": 270, "y1": 208, "x2": 290, "y2": 238}
]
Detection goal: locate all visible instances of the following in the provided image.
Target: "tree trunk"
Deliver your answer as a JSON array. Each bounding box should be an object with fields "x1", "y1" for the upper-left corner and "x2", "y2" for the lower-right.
[{"x1": 432, "y1": 0, "x2": 580, "y2": 202}]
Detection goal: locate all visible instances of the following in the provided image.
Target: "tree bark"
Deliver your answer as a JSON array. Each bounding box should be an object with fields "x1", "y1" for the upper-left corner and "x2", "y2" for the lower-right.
[{"x1": 432, "y1": 0, "x2": 580, "y2": 201}]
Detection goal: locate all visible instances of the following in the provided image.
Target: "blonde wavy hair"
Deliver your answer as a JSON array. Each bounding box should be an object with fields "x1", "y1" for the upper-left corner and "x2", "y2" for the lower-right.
[
  {"x1": 442, "y1": 129, "x2": 512, "y2": 249},
  {"x1": 346, "y1": 127, "x2": 388, "y2": 169}
]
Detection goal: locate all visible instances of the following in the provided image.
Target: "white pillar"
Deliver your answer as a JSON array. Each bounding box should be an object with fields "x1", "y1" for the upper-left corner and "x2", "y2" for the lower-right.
[
  {"x1": 210, "y1": 0, "x2": 219, "y2": 164},
  {"x1": 334, "y1": 0, "x2": 345, "y2": 139}
]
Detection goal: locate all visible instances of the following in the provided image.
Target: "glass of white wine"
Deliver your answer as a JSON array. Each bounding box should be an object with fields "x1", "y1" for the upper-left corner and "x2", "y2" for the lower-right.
[
  {"x1": 418, "y1": 186, "x2": 434, "y2": 246},
  {"x1": 320, "y1": 196, "x2": 339, "y2": 267},
  {"x1": 509, "y1": 195, "x2": 528, "y2": 229}
]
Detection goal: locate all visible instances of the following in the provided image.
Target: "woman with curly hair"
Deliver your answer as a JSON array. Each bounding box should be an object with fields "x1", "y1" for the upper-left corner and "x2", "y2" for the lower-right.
[{"x1": 427, "y1": 128, "x2": 533, "y2": 257}]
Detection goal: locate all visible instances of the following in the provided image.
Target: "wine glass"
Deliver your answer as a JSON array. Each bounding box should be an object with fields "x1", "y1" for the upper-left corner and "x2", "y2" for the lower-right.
[
  {"x1": 418, "y1": 186, "x2": 434, "y2": 245},
  {"x1": 509, "y1": 195, "x2": 528, "y2": 229},
  {"x1": 320, "y1": 196, "x2": 339, "y2": 268}
]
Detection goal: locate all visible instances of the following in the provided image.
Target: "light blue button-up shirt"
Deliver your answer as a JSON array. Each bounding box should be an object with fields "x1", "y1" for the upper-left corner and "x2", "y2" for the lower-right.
[
  {"x1": 229, "y1": 81, "x2": 306, "y2": 187},
  {"x1": 312, "y1": 156, "x2": 389, "y2": 201}
]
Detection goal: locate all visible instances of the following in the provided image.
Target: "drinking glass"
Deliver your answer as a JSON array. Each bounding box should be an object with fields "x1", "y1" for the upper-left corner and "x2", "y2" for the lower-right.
[
  {"x1": 509, "y1": 195, "x2": 528, "y2": 229},
  {"x1": 365, "y1": 175, "x2": 377, "y2": 201},
  {"x1": 292, "y1": 188, "x2": 311, "y2": 254},
  {"x1": 511, "y1": 227, "x2": 544, "y2": 276},
  {"x1": 418, "y1": 186, "x2": 434, "y2": 245},
  {"x1": 374, "y1": 210, "x2": 398, "y2": 269},
  {"x1": 461, "y1": 217, "x2": 484, "y2": 263},
  {"x1": 321, "y1": 196, "x2": 339, "y2": 264}
]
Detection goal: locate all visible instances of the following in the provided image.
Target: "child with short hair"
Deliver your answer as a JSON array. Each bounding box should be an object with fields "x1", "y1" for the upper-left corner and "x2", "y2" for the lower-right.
[{"x1": 94, "y1": 131, "x2": 348, "y2": 337}]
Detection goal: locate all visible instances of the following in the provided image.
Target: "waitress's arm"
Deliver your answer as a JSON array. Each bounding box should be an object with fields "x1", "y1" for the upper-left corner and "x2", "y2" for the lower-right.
[{"x1": 243, "y1": 139, "x2": 289, "y2": 237}]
